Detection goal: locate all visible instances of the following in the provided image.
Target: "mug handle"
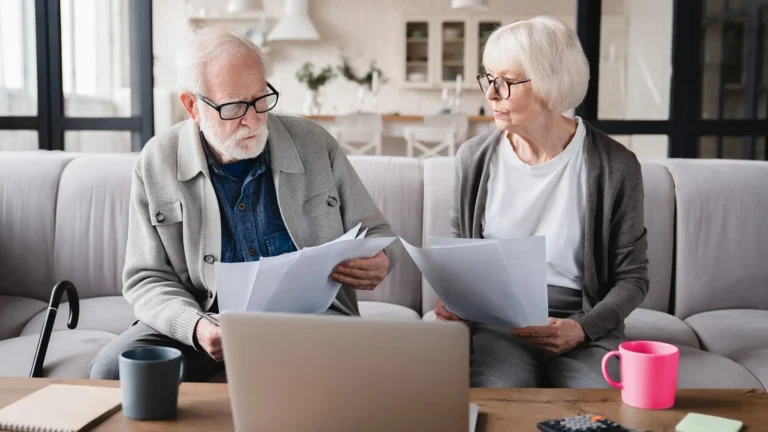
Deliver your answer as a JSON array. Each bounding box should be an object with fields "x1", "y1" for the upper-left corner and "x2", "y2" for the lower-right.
[
  {"x1": 178, "y1": 357, "x2": 186, "y2": 384},
  {"x1": 601, "y1": 350, "x2": 622, "y2": 389}
]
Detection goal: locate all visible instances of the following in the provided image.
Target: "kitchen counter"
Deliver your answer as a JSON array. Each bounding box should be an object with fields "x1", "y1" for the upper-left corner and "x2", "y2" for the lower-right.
[{"x1": 304, "y1": 115, "x2": 494, "y2": 123}]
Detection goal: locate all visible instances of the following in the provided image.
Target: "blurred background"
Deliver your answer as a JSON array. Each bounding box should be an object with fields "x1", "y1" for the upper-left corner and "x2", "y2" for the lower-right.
[{"x1": 0, "y1": 0, "x2": 766, "y2": 160}]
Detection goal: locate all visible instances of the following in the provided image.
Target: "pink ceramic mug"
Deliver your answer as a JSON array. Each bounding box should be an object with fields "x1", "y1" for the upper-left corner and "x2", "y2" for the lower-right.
[{"x1": 601, "y1": 340, "x2": 680, "y2": 410}]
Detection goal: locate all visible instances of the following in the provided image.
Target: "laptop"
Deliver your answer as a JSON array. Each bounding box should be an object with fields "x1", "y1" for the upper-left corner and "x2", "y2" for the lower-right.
[{"x1": 220, "y1": 312, "x2": 473, "y2": 432}]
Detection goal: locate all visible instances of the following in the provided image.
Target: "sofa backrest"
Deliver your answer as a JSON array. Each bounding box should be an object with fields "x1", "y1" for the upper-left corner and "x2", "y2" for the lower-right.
[
  {"x1": 420, "y1": 158, "x2": 676, "y2": 316},
  {"x1": 0, "y1": 151, "x2": 78, "y2": 301},
  {"x1": 347, "y1": 156, "x2": 424, "y2": 311},
  {"x1": 53, "y1": 154, "x2": 137, "y2": 299},
  {"x1": 421, "y1": 157, "x2": 454, "y2": 314},
  {"x1": 38, "y1": 153, "x2": 423, "y2": 311},
  {"x1": 662, "y1": 159, "x2": 768, "y2": 319},
  {"x1": 640, "y1": 163, "x2": 675, "y2": 312}
]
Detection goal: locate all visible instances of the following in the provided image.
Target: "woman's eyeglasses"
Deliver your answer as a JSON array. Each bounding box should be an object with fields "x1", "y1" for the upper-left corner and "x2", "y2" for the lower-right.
[
  {"x1": 476, "y1": 74, "x2": 530, "y2": 99},
  {"x1": 197, "y1": 82, "x2": 279, "y2": 120}
]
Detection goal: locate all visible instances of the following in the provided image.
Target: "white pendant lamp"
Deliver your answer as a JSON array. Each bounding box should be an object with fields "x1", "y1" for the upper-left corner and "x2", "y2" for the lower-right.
[
  {"x1": 227, "y1": 0, "x2": 264, "y2": 13},
  {"x1": 451, "y1": 0, "x2": 488, "y2": 9},
  {"x1": 267, "y1": 0, "x2": 319, "y2": 41}
]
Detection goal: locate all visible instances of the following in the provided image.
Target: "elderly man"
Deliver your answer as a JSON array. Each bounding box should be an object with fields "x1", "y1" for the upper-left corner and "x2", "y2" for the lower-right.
[{"x1": 89, "y1": 28, "x2": 398, "y2": 381}]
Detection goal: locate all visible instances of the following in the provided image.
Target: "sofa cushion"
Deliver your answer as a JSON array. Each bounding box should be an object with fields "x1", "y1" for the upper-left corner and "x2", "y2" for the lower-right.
[
  {"x1": 731, "y1": 349, "x2": 768, "y2": 390},
  {"x1": 348, "y1": 157, "x2": 423, "y2": 312},
  {"x1": 624, "y1": 308, "x2": 700, "y2": 349},
  {"x1": 0, "y1": 295, "x2": 47, "y2": 341},
  {"x1": 677, "y1": 345, "x2": 764, "y2": 389},
  {"x1": 684, "y1": 309, "x2": 768, "y2": 357},
  {"x1": 20, "y1": 296, "x2": 135, "y2": 337},
  {"x1": 0, "y1": 152, "x2": 78, "y2": 301},
  {"x1": 662, "y1": 160, "x2": 768, "y2": 319},
  {"x1": 422, "y1": 311, "x2": 758, "y2": 389},
  {"x1": 0, "y1": 330, "x2": 115, "y2": 378},
  {"x1": 53, "y1": 154, "x2": 137, "y2": 299},
  {"x1": 358, "y1": 301, "x2": 420, "y2": 321}
]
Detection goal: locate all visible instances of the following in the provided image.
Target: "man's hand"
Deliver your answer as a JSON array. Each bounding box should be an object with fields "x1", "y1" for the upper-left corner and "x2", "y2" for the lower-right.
[
  {"x1": 435, "y1": 298, "x2": 463, "y2": 322},
  {"x1": 512, "y1": 317, "x2": 585, "y2": 355},
  {"x1": 195, "y1": 316, "x2": 223, "y2": 362},
  {"x1": 331, "y1": 250, "x2": 389, "y2": 290}
]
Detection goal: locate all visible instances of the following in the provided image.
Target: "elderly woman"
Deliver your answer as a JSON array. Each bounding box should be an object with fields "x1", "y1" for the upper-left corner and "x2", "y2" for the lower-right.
[{"x1": 434, "y1": 16, "x2": 649, "y2": 388}]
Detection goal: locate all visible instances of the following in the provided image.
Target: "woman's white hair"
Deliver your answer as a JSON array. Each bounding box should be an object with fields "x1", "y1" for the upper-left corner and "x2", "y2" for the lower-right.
[
  {"x1": 176, "y1": 27, "x2": 268, "y2": 93},
  {"x1": 483, "y1": 16, "x2": 589, "y2": 114}
]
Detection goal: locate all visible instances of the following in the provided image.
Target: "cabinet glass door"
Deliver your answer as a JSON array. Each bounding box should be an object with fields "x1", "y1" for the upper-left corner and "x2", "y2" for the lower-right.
[
  {"x1": 406, "y1": 22, "x2": 429, "y2": 84},
  {"x1": 442, "y1": 22, "x2": 465, "y2": 82}
]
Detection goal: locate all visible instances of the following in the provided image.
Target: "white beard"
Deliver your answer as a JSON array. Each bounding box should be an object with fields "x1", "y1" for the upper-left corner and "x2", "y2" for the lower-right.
[{"x1": 199, "y1": 111, "x2": 269, "y2": 161}]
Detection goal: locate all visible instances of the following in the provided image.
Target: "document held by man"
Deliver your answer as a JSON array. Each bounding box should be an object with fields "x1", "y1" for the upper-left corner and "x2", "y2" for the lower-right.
[
  {"x1": 215, "y1": 224, "x2": 396, "y2": 314},
  {"x1": 402, "y1": 236, "x2": 548, "y2": 329}
]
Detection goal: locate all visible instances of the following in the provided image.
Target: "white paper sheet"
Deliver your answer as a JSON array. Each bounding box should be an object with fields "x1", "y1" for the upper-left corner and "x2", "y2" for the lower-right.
[
  {"x1": 402, "y1": 236, "x2": 548, "y2": 329},
  {"x1": 215, "y1": 262, "x2": 259, "y2": 313},
  {"x1": 215, "y1": 224, "x2": 395, "y2": 315},
  {"x1": 246, "y1": 252, "x2": 299, "y2": 311},
  {"x1": 263, "y1": 236, "x2": 396, "y2": 313}
]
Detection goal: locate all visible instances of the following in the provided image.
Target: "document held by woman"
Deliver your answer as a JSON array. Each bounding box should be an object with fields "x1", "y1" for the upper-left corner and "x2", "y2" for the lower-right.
[{"x1": 402, "y1": 236, "x2": 549, "y2": 329}]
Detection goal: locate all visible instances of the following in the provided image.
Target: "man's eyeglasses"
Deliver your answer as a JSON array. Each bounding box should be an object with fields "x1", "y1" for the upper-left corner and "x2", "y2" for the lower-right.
[
  {"x1": 197, "y1": 82, "x2": 279, "y2": 120},
  {"x1": 476, "y1": 74, "x2": 530, "y2": 99}
]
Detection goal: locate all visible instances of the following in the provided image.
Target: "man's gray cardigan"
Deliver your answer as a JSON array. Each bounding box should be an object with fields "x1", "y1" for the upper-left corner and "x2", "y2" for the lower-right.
[{"x1": 123, "y1": 114, "x2": 399, "y2": 346}]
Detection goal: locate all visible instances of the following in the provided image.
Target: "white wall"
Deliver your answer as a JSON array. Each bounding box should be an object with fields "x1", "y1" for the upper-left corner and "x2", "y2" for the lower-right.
[{"x1": 153, "y1": 0, "x2": 589, "y2": 118}]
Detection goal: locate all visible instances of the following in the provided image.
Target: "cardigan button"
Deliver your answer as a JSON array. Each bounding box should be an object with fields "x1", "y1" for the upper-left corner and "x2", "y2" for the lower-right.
[
  {"x1": 326, "y1": 196, "x2": 338, "y2": 207},
  {"x1": 155, "y1": 213, "x2": 165, "y2": 223},
  {"x1": 206, "y1": 289, "x2": 213, "y2": 299},
  {"x1": 204, "y1": 254, "x2": 215, "y2": 264}
]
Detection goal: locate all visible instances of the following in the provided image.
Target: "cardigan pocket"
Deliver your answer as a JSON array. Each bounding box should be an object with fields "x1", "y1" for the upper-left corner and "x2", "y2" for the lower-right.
[
  {"x1": 303, "y1": 190, "x2": 344, "y2": 243},
  {"x1": 149, "y1": 201, "x2": 183, "y2": 226},
  {"x1": 303, "y1": 190, "x2": 341, "y2": 216}
]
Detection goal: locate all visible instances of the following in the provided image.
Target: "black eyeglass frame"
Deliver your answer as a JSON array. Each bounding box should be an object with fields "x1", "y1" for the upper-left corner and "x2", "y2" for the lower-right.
[
  {"x1": 476, "y1": 73, "x2": 531, "y2": 99},
  {"x1": 197, "y1": 82, "x2": 280, "y2": 120}
]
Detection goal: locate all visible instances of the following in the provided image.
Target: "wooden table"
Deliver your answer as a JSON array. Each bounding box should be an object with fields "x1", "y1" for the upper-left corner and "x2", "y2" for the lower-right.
[{"x1": 1, "y1": 378, "x2": 766, "y2": 431}]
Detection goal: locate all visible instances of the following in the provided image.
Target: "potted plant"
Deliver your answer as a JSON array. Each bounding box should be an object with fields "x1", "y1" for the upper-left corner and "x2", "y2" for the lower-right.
[
  {"x1": 295, "y1": 62, "x2": 335, "y2": 115},
  {"x1": 338, "y1": 57, "x2": 387, "y2": 112}
]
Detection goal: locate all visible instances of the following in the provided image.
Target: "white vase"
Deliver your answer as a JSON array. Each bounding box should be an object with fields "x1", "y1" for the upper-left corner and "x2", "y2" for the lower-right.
[
  {"x1": 356, "y1": 85, "x2": 367, "y2": 113},
  {"x1": 303, "y1": 90, "x2": 321, "y2": 115}
]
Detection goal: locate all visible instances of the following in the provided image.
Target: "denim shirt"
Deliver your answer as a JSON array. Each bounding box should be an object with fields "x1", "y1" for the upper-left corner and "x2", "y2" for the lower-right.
[{"x1": 202, "y1": 135, "x2": 296, "y2": 263}]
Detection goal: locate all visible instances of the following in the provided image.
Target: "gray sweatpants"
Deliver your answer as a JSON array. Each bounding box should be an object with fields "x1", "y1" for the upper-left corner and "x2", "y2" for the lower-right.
[{"x1": 469, "y1": 286, "x2": 621, "y2": 388}]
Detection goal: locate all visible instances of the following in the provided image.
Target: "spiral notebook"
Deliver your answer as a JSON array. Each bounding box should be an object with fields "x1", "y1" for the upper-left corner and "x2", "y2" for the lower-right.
[{"x1": 0, "y1": 384, "x2": 122, "y2": 432}]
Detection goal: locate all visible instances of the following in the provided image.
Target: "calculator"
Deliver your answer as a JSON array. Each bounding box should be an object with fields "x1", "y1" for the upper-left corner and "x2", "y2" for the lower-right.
[{"x1": 536, "y1": 414, "x2": 632, "y2": 432}]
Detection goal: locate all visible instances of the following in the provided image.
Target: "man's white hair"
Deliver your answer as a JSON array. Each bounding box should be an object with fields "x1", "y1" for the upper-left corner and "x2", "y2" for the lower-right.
[
  {"x1": 483, "y1": 16, "x2": 589, "y2": 114},
  {"x1": 176, "y1": 27, "x2": 268, "y2": 93}
]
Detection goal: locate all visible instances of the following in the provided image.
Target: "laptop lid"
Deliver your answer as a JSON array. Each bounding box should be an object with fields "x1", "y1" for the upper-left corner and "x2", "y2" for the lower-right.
[{"x1": 220, "y1": 312, "x2": 469, "y2": 432}]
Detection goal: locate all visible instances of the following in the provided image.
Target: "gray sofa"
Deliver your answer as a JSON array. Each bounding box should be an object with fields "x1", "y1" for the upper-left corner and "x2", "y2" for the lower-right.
[{"x1": 1, "y1": 151, "x2": 766, "y2": 389}]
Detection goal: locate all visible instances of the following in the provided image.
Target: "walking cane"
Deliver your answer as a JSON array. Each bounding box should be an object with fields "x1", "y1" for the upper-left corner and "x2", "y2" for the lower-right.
[{"x1": 30, "y1": 281, "x2": 79, "y2": 378}]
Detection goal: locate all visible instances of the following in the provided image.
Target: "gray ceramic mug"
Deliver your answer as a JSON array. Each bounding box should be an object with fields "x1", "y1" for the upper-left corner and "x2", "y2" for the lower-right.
[{"x1": 119, "y1": 346, "x2": 185, "y2": 420}]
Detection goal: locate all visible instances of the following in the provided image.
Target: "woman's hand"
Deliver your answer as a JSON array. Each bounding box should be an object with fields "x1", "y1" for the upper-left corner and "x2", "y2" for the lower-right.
[
  {"x1": 512, "y1": 317, "x2": 585, "y2": 355},
  {"x1": 435, "y1": 298, "x2": 464, "y2": 322}
]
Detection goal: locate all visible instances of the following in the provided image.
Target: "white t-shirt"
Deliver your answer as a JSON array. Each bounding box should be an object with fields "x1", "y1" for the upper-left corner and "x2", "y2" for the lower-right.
[{"x1": 482, "y1": 118, "x2": 587, "y2": 290}]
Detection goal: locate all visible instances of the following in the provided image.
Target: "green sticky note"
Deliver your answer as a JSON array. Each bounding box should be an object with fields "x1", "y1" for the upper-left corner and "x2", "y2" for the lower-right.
[{"x1": 676, "y1": 413, "x2": 743, "y2": 432}]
